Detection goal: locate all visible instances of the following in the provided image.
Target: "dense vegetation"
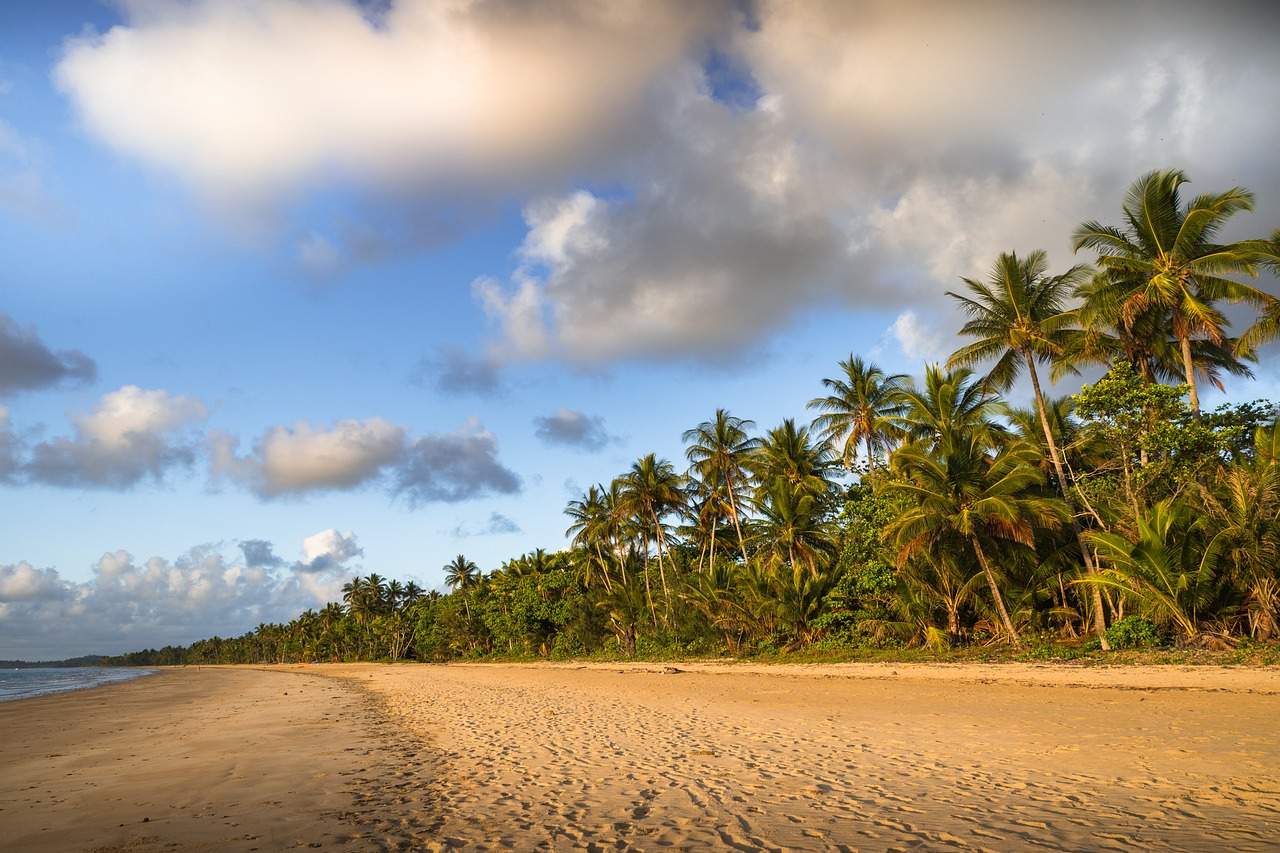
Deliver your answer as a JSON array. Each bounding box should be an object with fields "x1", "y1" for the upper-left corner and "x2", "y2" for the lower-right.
[{"x1": 110, "y1": 169, "x2": 1280, "y2": 667}]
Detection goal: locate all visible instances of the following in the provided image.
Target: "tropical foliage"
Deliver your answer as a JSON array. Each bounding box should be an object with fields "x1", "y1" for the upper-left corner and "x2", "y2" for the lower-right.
[{"x1": 111, "y1": 169, "x2": 1280, "y2": 666}]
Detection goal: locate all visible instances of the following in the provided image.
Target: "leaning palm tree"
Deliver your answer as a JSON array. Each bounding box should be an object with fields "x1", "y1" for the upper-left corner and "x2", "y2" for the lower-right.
[
  {"x1": 884, "y1": 435, "x2": 1069, "y2": 648},
  {"x1": 807, "y1": 356, "x2": 908, "y2": 472},
  {"x1": 683, "y1": 409, "x2": 761, "y2": 565},
  {"x1": 1072, "y1": 169, "x2": 1264, "y2": 416},
  {"x1": 947, "y1": 250, "x2": 1109, "y2": 645}
]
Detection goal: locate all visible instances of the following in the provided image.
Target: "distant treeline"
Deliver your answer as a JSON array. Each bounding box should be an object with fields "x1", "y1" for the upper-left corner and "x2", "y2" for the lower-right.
[
  {"x1": 108, "y1": 169, "x2": 1280, "y2": 666},
  {"x1": 2, "y1": 656, "x2": 109, "y2": 668}
]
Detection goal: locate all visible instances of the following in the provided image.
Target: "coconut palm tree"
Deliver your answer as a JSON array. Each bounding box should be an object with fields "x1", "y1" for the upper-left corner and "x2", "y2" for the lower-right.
[
  {"x1": 1236, "y1": 230, "x2": 1280, "y2": 356},
  {"x1": 1072, "y1": 169, "x2": 1264, "y2": 416},
  {"x1": 619, "y1": 454, "x2": 686, "y2": 618},
  {"x1": 884, "y1": 435, "x2": 1069, "y2": 647},
  {"x1": 565, "y1": 485, "x2": 614, "y2": 592},
  {"x1": 751, "y1": 419, "x2": 835, "y2": 502},
  {"x1": 443, "y1": 554, "x2": 479, "y2": 619},
  {"x1": 750, "y1": 479, "x2": 836, "y2": 583},
  {"x1": 892, "y1": 365, "x2": 1005, "y2": 452},
  {"x1": 947, "y1": 250, "x2": 1112, "y2": 644},
  {"x1": 807, "y1": 356, "x2": 908, "y2": 471},
  {"x1": 683, "y1": 409, "x2": 760, "y2": 566}
]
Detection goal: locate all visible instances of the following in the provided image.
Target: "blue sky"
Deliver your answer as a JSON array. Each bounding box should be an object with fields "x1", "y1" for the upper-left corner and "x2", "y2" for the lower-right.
[{"x1": 2, "y1": 0, "x2": 1278, "y2": 658}]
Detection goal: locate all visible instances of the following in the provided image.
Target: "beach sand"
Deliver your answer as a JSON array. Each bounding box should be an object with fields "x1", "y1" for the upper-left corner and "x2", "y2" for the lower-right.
[{"x1": 3, "y1": 662, "x2": 1279, "y2": 851}]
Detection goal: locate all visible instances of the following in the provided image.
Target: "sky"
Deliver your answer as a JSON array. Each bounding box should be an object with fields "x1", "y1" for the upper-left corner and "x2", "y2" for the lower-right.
[{"x1": 2, "y1": 0, "x2": 1279, "y2": 659}]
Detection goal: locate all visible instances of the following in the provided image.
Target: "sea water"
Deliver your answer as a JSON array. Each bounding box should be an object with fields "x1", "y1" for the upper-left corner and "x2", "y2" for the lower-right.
[{"x1": 0, "y1": 667, "x2": 153, "y2": 702}]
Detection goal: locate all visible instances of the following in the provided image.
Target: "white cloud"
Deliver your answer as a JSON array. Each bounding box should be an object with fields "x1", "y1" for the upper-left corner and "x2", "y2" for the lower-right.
[
  {"x1": 210, "y1": 417, "x2": 405, "y2": 497},
  {"x1": 27, "y1": 386, "x2": 208, "y2": 489},
  {"x1": 297, "y1": 528, "x2": 363, "y2": 574},
  {"x1": 888, "y1": 310, "x2": 947, "y2": 365},
  {"x1": 55, "y1": 0, "x2": 722, "y2": 210},
  {"x1": 0, "y1": 528, "x2": 376, "y2": 659},
  {"x1": 211, "y1": 416, "x2": 520, "y2": 504}
]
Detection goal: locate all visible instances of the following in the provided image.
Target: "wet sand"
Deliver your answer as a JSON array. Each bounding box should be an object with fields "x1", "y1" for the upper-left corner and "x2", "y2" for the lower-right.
[{"x1": 3, "y1": 662, "x2": 1279, "y2": 851}]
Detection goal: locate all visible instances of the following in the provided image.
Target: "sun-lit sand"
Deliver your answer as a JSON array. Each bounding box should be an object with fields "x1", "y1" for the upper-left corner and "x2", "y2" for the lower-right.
[{"x1": 3, "y1": 662, "x2": 1279, "y2": 851}]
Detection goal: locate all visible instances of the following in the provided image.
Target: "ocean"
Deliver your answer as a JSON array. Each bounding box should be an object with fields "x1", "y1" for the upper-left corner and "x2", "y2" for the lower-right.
[{"x1": 0, "y1": 667, "x2": 154, "y2": 702}]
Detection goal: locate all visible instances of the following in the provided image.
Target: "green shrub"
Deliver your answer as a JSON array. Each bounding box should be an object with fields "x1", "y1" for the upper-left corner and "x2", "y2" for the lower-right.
[{"x1": 1105, "y1": 616, "x2": 1167, "y2": 649}]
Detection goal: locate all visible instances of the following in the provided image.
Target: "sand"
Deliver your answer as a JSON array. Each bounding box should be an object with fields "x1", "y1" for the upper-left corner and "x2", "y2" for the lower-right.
[{"x1": 3, "y1": 662, "x2": 1279, "y2": 851}]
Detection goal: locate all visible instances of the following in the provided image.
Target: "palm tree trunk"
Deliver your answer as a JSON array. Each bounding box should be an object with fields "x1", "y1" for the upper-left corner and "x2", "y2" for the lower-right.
[
  {"x1": 1179, "y1": 332, "x2": 1201, "y2": 418},
  {"x1": 707, "y1": 506, "x2": 718, "y2": 575},
  {"x1": 865, "y1": 434, "x2": 876, "y2": 474},
  {"x1": 970, "y1": 535, "x2": 1021, "y2": 648},
  {"x1": 1023, "y1": 352, "x2": 1111, "y2": 650},
  {"x1": 726, "y1": 477, "x2": 750, "y2": 565},
  {"x1": 641, "y1": 550, "x2": 657, "y2": 627},
  {"x1": 651, "y1": 510, "x2": 673, "y2": 618},
  {"x1": 594, "y1": 542, "x2": 613, "y2": 593}
]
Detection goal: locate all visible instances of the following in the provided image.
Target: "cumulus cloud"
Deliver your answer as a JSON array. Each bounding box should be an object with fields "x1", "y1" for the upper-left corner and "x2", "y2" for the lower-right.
[
  {"x1": 238, "y1": 538, "x2": 283, "y2": 569},
  {"x1": 55, "y1": 0, "x2": 723, "y2": 209},
  {"x1": 450, "y1": 511, "x2": 520, "y2": 538},
  {"x1": 887, "y1": 311, "x2": 947, "y2": 364},
  {"x1": 395, "y1": 418, "x2": 521, "y2": 505},
  {"x1": 0, "y1": 561, "x2": 68, "y2": 602},
  {"x1": 210, "y1": 416, "x2": 519, "y2": 504},
  {"x1": 533, "y1": 408, "x2": 613, "y2": 451},
  {"x1": 0, "y1": 313, "x2": 96, "y2": 396},
  {"x1": 0, "y1": 526, "x2": 377, "y2": 659},
  {"x1": 51, "y1": 1, "x2": 1280, "y2": 364},
  {"x1": 210, "y1": 417, "x2": 406, "y2": 498},
  {"x1": 27, "y1": 386, "x2": 207, "y2": 489},
  {"x1": 410, "y1": 346, "x2": 503, "y2": 396},
  {"x1": 295, "y1": 528, "x2": 363, "y2": 574}
]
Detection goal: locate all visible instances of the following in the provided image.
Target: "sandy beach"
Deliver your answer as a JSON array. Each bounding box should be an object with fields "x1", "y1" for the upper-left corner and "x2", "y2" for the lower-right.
[{"x1": 2, "y1": 663, "x2": 1279, "y2": 852}]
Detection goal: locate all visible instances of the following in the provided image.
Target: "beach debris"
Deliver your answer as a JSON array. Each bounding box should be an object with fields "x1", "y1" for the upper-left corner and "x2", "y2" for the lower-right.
[{"x1": 661, "y1": 666, "x2": 684, "y2": 674}]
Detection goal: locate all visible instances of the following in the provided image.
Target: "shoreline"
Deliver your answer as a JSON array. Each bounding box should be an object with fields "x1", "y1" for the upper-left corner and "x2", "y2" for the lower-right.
[{"x1": 4, "y1": 662, "x2": 1279, "y2": 851}]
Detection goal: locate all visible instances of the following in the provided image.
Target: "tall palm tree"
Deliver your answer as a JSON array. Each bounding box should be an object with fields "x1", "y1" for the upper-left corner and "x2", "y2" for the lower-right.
[
  {"x1": 884, "y1": 435, "x2": 1068, "y2": 648},
  {"x1": 947, "y1": 250, "x2": 1109, "y2": 644},
  {"x1": 619, "y1": 454, "x2": 685, "y2": 618},
  {"x1": 683, "y1": 409, "x2": 760, "y2": 565},
  {"x1": 807, "y1": 356, "x2": 908, "y2": 472},
  {"x1": 1073, "y1": 169, "x2": 1264, "y2": 416},
  {"x1": 443, "y1": 554, "x2": 479, "y2": 619},
  {"x1": 565, "y1": 485, "x2": 614, "y2": 592}
]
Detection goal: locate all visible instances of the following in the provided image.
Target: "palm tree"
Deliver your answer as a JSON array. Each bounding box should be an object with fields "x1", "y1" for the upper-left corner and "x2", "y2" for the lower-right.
[
  {"x1": 1073, "y1": 169, "x2": 1264, "y2": 416},
  {"x1": 443, "y1": 554, "x2": 479, "y2": 619},
  {"x1": 884, "y1": 435, "x2": 1069, "y2": 648},
  {"x1": 751, "y1": 419, "x2": 835, "y2": 502},
  {"x1": 1236, "y1": 230, "x2": 1280, "y2": 356},
  {"x1": 1084, "y1": 500, "x2": 1224, "y2": 643},
  {"x1": 892, "y1": 365, "x2": 1005, "y2": 452},
  {"x1": 565, "y1": 485, "x2": 614, "y2": 592},
  {"x1": 947, "y1": 250, "x2": 1109, "y2": 644},
  {"x1": 683, "y1": 409, "x2": 760, "y2": 566},
  {"x1": 807, "y1": 356, "x2": 908, "y2": 471},
  {"x1": 750, "y1": 479, "x2": 835, "y2": 583},
  {"x1": 619, "y1": 454, "x2": 686, "y2": 618}
]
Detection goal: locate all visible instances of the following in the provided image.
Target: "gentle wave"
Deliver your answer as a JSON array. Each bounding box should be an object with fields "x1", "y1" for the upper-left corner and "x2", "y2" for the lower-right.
[{"x1": 0, "y1": 667, "x2": 154, "y2": 702}]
